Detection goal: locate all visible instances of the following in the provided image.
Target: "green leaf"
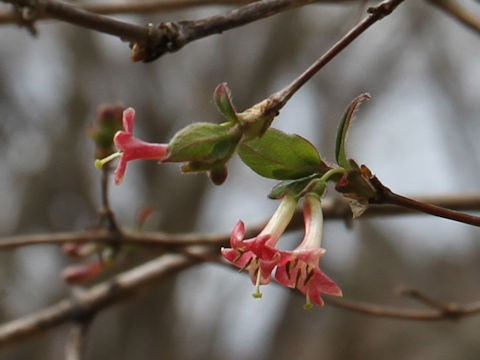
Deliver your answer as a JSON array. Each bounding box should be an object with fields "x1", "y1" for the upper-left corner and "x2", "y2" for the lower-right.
[
  {"x1": 213, "y1": 83, "x2": 237, "y2": 123},
  {"x1": 269, "y1": 177, "x2": 313, "y2": 199},
  {"x1": 238, "y1": 128, "x2": 329, "y2": 180},
  {"x1": 167, "y1": 123, "x2": 242, "y2": 163},
  {"x1": 335, "y1": 93, "x2": 370, "y2": 169}
]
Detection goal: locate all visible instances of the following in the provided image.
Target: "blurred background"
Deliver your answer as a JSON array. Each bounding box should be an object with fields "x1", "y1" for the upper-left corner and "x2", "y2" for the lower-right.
[{"x1": 1, "y1": 0, "x2": 480, "y2": 359}]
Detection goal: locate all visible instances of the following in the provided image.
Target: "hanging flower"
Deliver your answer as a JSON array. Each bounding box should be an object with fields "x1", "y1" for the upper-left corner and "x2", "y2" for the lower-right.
[
  {"x1": 95, "y1": 107, "x2": 168, "y2": 184},
  {"x1": 221, "y1": 195, "x2": 298, "y2": 298},
  {"x1": 274, "y1": 193, "x2": 342, "y2": 308}
]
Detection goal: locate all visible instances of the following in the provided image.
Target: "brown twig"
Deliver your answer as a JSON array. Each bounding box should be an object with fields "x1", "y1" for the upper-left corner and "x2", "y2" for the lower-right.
[
  {"x1": 99, "y1": 166, "x2": 120, "y2": 233},
  {"x1": 0, "y1": 0, "x2": 356, "y2": 25},
  {"x1": 371, "y1": 177, "x2": 480, "y2": 227},
  {"x1": 1, "y1": 251, "x2": 480, "y2": 349},
  {"x1": 0, "y1": 193, "x2": 479, "y2": 250},
  {"x1": 427, "y1": 0, "x2": 480, "y2": 35},
  {"x1": 65, "y1": 320, "x2": 91, "y2": 360},
  {"x1": 2, "y1": 0, "x2": 329, "y2": 61},
  {"x1": 266, "y1": 0, "x2": 405, "y2": 113},
  {"x1": 0, "y1": 254, "x2": 194, "y2": 347},
  {"x1": 0, "y1": 0, "x2": 248, "y2": 25},
  {"x1": 0, "y1": 192, "x2": 479, "y2": 250},
  {"x1": 399, "y1": 288, "x2": 463, "y2": 319},
  {"x1": 325, "y1": 296, "x2": 480, "y2": 321}
]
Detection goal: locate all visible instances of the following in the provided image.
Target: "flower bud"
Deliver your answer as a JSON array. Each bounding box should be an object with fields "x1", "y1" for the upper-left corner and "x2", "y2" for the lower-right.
[{"x1": 61, "y1": 261, "x2": 105, "y2": 284}]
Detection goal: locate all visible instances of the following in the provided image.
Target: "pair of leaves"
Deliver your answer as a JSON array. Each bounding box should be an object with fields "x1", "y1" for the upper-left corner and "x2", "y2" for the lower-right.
[{"x1": 165, "y1": 122, "x2": 242, "y2": 185}]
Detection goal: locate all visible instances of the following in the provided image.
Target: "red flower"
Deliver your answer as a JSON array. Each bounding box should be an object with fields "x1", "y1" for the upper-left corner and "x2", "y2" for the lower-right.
[
  {"x1": 223, "y1": 192, "x2": 342, "y2": 307},
  {"x1": 95, "y1": 107, "x2": 168, "y2": 184},
  {"x1": 221, "y1": 195, "x2": 298, "y2": 298},
  {"x1": 112, "y1": 108, "x2": 168, "y2": 184},
  {"x1": 274, "y1": 193, "x2": 342, "y2": 307}
]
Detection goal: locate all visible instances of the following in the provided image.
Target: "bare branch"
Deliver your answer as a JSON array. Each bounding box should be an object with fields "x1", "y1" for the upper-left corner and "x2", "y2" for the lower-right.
[
  {"x1": 98, "y1": 165, "x2": 120, "y2": 233},
  {"x1": 1, "y1": 0, "x2": 340, "y2": 61},
  {"x1": 1, "y1": 250, "x2": 480, "y2": 349},
  {"x1": 65, "y1": 320, "x2": 91, "y2": 360},
  {"x1": 0, "y1": 0, "x2": 355, "y2": 25},
  {"x1": 0, "y1": 254, "x2": 194, "y2": 347},
  {"x1": 326, "y1": 296, "x2": 480, "y2": 321},
  {"x1": 427, "y1": 0, "x2": 480, "y2": 35},
  {"x1": 1, "y1": 192, "x2": 480, "y2": 250},
  {"x1": 268, "y1": 0, "x2": 406, "y2": 112},
  {"x1": 371, "y1": 177, "x2": 480, "y2": 227}
]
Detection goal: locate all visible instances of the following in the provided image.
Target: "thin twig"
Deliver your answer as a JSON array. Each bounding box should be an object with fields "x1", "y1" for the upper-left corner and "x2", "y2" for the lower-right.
[
  {"x1": 0, "y1": 0, "x2": 248, "y2": 25},
  {"x1": 99, "y1": 166, "x2": 120, "y2": 233},
  {"x1": 399, "y1": 288, "x2": 462, "y2": 318},
  {"x1": 1, "y1": 251, "x2": 480, "y2": 349},
  {"x1": 371, "y1": 177, "x2": 480, "y2": 227},
  {"x1": 266, "y1": 0, "x2": 405, "y2": 113},
  {"x1": 1, "y1": 193, "x2": 479, "y2": 250},
  {"x1": 2, "y1": 0, "x2": 328, "y2": 61},
  {"x1": 325, "y1": 296, "x2": 480, "y2": 320},
  {"x1": 0, "y1": 254, "x2": 194, "y2": 347},
  {"x1": 0, "y1": 0, "x2": 355, "y2": 25},
  {"x1": 65, "y1": 320, "x2": 91, "y2": 360},
  {"x1": 427, "y1": 0, "x2": 480, "y2": 35}
]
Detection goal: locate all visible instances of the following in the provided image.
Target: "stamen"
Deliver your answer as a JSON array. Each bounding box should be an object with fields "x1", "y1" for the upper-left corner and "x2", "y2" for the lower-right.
[
  {"x1": 252, "y1": 268, "x2": 263, "y2": 299},
  {"x1": 239, "y1": 255, "x2": 254, "y2": 272},
  {"x1": 303, "y1": 291, "x2": 313, "y2": 310},
  {"x1": 285, "y1": 261, "x2": 292, "y2": 280},
  {"x1": 294, "y1": 268, "x2": 301, "y2": 289},
  {"x1": 95, "y1": 152, "x2": 122, "y2": 168},
  {"x1": 233, "y1": 249, "x2": 246, "y2": 264},
  {"x1": 304, "y1": 266, "x2": 315, "y2": 286}
]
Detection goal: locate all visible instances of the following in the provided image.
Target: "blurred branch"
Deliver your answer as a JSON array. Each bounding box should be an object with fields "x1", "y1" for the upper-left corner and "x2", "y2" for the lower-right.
[
  {"x1": 65, "y1": 320, "x2": 91, "y2": 360},
  {"x1": 268, "y1": 0, "x2": 405, "y2": 112},
  {"x1": 0, "y1": 0, "x2": 356, "y2": 25},
  {"x1": 1, "y1": 192, "x2": 480, "y2": 250},
  {"x1": 2, "y1": 251, "x2": 480, "y2": 349},
  {"x1": 399, "y1": 288, "x2": 462, "y2": 316},
  {"x1": 326, "y1": 295, "x2": 480, "y2": 321},
  {"x1": 2, "y1": 0, "x2": 333, "y2": 61},
  {"x1": 428, "y1": 0, "x2": 480, "y2": 35},
  {"x1": 99, "y1": 166, "x2": 120, "y2": 233},
  {"x1": 0, "y1": 254, "x2": 194, "y2": 347},
  {"x1": 0, "y1": 0, "x2": 249, "y2": 24}
]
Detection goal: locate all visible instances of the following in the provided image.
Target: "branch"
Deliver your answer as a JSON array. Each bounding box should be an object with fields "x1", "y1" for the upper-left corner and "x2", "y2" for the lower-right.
[
  {"x1": 427, "y1": 0, "x2": 480, "y2": 35},
  {"x1": 98, "y1": 165, "x2": 120, "y2": 233},
  {"x1": 371, "y1": 177, "x2": 480, "y2": 227},
  {"x1": 0, "y1": 254, "x2": 194, "y2": 347},
  {"x1": 325, "y1": 295, "x2": 480, "y2": 321},
  {"x1": 2, "y1": 251, "x2": 480, "y2": 349},
  {"x1": 65, "y1": 320, "x2": 91, "y2": 360},
  {"x1": 0, "y1": 0, "x2": 356, "y2": 25},
  {"x1": 1, "y1": 192, "x2": 480, "y2": 250},
  {"x1": 2, "y1": 0, "x2": 334, "y2": 61},
  {"x1": 267, "y1": 0, "x2": 405, "y2": 111}
]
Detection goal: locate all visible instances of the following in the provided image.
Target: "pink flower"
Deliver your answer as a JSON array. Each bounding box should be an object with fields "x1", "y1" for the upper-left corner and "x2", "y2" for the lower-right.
[
  {"x1": 221, "y1": 195, "x2": 298, "y2": 297},
  {"x1": 274, "y1": 193, "x2": 342, "y2": 307},
  {"x1": 61, "y1": 260, "x2": 106, "y2": 284},
  {"x1": 113, "y1": 108, "x2": 168, "y2": 184},
  {"x1": 96, "y1": 108, "x2": 168, "y2": 184}
]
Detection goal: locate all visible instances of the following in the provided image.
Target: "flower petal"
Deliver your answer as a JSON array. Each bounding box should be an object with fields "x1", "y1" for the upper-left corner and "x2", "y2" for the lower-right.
[
  {"x1": 122, "y1": 107, "x2": 135, "y2": 133},
  {"x1": 113, "y1": 156, "x2": 127, "y2": 184},
  {"x1": 229, "y1": 220, "x2": 246, "y2": 249},
  {"x1": 298, "y1": 268, "x2": 342, "y2": 306}
]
